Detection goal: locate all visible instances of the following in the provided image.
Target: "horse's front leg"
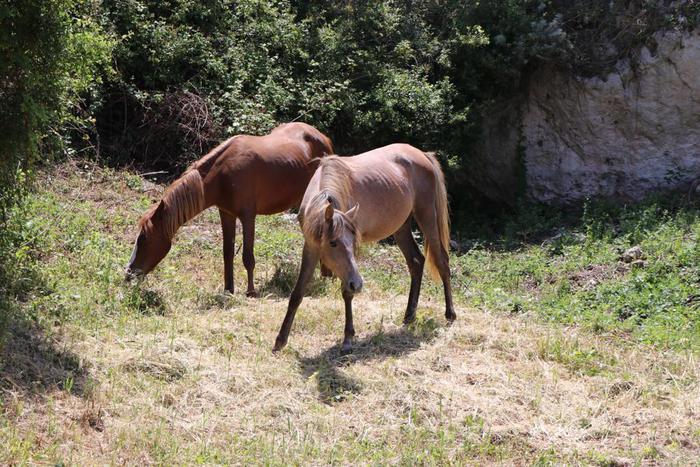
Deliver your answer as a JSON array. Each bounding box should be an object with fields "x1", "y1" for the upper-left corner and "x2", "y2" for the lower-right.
[
  {"x1": 274, "y1": 243, "x2": 319, "y2": 351},
  {"x1": 341, "y1": 289, "x2": 355, "y2": 353},
  {"x1": 240, "y1": 212, "x2": 257, "y2": 297},
  {"x1": 219, "y1": 209, "x2": 237, "y2": 294}
]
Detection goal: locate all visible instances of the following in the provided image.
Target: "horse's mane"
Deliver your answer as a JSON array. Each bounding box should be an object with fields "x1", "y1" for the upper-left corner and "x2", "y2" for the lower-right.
[
  {"x1": 189, "y1": 135, "x2": 237, "y2": 173},
  {"x1": 319, "y1": 156, "x2": 352, "y2": 207},
  {"x1": 301, "y1": 156, "x2": 361, "y2": 244},
  {"x1": 138, "y1": 136, "x2": 236, "y2": 238}
]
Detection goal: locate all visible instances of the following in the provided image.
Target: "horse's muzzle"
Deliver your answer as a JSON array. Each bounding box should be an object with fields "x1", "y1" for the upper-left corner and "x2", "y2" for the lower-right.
[
  {"x1": 124, "y1": 267, "x2": 143, "y2": 282},
  {"x1": 346, "y1": 277, "x2": 363, "y2": 294}
]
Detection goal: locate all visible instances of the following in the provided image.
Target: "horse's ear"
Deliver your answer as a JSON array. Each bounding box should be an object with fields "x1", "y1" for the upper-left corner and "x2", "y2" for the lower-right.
[
  {"x1": 344, "y1": 203, "x2": 359, "y2": 222},
  {"x1": 324, "y1": 202, "x2": 335, "y2": 223}
]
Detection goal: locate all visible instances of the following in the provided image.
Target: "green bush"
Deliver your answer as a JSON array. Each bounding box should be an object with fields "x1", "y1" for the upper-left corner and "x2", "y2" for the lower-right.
[
  {"x1": 0, "y1": 0, "x2": 111, "y2": 332},
  {"x1": 0, "y1": 0, "x2": 111, "y2": 213}
]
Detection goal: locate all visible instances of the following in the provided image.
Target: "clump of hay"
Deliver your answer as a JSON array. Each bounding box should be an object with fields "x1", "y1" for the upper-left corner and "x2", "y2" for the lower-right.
[{"x1": 120, "y1": 355, "x2": 187, "y2": 381}]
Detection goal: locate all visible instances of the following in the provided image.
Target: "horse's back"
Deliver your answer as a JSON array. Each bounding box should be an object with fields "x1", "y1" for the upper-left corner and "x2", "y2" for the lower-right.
[
  {"x1": 269, "y1": 122, "x2": 333, "y2": 156},
  {"x1": 206, "y1": 124, "x2": 331, "y2": 214},
  {"x1": 348, "y1": 143, "x2": 435, "y2": 186},
  {"x1": 340, "y1": 144, "x2": 434, "y2": 241}
]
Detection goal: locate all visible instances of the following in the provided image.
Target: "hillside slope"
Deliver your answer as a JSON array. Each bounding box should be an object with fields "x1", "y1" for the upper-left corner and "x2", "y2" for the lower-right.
[{"x1": 1, "y1": 162, "x2": 699, "y2": 464}]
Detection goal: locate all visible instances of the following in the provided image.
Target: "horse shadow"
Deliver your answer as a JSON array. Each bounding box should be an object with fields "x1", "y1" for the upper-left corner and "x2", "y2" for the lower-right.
[
  {"x1": 1, "y1": 316, "x2": 93, "y2": 399},
  {"x1": 297, "y1": 323, "x2": 438, "y2": 404},
  {"x1": 259, "y1": 261, "x2": 331, "y2": 299},
  {"x1": 1, "y1": 262, "x2": 93, "y2": 400}
]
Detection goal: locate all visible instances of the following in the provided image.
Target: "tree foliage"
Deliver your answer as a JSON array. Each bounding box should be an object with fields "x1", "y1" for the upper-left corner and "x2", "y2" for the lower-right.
[
  {"x1": 1, "y1": 0, "x2": 112, "y2": 217},
  {"x1": 3, "y1": 0, "x2": 699, "y2": 194}
]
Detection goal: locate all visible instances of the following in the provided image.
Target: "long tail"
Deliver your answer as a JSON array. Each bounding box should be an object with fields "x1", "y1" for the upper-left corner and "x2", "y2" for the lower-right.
[{"x1": 424, "y1": 152, "x2": 450, "y2": 281}]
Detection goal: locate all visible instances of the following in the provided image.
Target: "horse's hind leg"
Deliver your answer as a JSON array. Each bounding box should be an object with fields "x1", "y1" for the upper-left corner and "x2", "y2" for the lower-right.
[
  {"x1": 414, "y1": 206, "x2": 456, "y2": 322},
  {"x1": 394, "y1": 219, "x2": 425, "y2": 324},
  {"x1": 219, "y1": 209, "x2": 237, "y2": 294},
  {"x1": 240, "y1": 212, "x2": 257, "y2": 298}
]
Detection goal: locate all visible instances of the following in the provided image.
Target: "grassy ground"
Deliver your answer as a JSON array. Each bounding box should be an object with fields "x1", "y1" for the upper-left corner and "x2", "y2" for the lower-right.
[{"x1": 1, "y1": 160, "x2": 699, "y2": 465}]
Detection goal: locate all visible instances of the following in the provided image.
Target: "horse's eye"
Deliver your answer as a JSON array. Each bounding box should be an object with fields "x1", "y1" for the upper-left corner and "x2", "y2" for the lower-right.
[{"x1": 329, "y1": 240, "x2": 338, "y2": 248}]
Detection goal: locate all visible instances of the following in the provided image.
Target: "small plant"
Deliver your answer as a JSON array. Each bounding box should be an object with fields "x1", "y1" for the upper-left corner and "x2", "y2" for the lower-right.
[
  {"x1": 536, "y1": 335, "x2": 616, "y2": 376},
  {"x1": 406, "y1": 314, "x2": 440, "y2": 341}
]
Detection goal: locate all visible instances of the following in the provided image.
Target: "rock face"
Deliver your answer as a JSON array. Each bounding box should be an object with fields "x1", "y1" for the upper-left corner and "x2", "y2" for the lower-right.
[{"x1": 474, "y1": 29, "x2": 700, "y2": 204}]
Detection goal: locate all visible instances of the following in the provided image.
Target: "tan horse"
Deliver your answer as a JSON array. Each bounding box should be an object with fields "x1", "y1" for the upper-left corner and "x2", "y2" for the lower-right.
[
  {"x1": 274, "y1": 144, "x2": 455, "y2": 352},
  {"x1": 125, "y1": 122, "x2": 333, "y2": 296}
]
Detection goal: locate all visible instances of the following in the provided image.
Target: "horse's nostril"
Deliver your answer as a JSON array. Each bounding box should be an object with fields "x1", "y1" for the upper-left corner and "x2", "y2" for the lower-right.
[{"x1": 348, "y1": 280, "x2": 363, "y2": 293}]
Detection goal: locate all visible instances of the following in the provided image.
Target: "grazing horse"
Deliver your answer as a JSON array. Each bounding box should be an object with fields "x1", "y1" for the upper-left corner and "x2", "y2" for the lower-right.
[
  {"x1": 125, "y1": 122, "x2": 333, "y2": 297},
  {"x1": 274, "y1": 144, "x2": 455, "y2": 352}
]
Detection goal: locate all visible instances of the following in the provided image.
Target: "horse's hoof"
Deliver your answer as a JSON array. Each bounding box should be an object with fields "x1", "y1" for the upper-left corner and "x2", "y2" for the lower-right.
[
  {"x1": 341, "y1": 341, "x2": 353, "y2": 355},
  {"x1": 246, "y1": 290, "x2": 258, "y2": 298},
  {"x1": 403, "y1": 314, "x2": 416, "y2": 325},
  {"x1": 445, "y1": 311, "x2": 457, "y2": 322},
  {"x1": 273, "y1": 337, "x2": 287, "y2": 352}
]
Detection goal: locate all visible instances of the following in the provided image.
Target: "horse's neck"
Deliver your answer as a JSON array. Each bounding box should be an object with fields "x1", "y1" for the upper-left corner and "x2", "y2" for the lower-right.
[
  {"x1": 161, "y1": 206, "x2": 202, "y2": 241},
  {"x1": 160, "y1": 169, "x2": 208, "y2": 238}
]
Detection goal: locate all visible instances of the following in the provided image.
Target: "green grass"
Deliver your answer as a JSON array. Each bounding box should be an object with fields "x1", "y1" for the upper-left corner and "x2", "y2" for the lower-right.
[
  {"x1": 1, "y1": 161, "x2": 699, "y2": 464},
  {"x1": 7, "y1": 165, "x2": 700, "y2": 351},
  {"x1": 535, "y1": 335, "x2": 616, "y2": 377},
  {"x1": 450, "y1": 198, "x2": 700, "y2": 350}
]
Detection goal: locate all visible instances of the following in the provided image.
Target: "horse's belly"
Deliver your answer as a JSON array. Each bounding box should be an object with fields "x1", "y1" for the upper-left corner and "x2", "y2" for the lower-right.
[
  {"x1": 255, "y1": 165, "x2": 310, "y2": 214},
  {"x1": 256, "y1": 187, "x2": 303, "y2": 214},
  {"x1": 361, "y1": 198, "x2": 413, "y2": 242}
]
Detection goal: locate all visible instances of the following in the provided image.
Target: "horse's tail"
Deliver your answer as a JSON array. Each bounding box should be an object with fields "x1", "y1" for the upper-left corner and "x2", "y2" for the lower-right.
[{"x1": 424, "y1": 152, "x2": 450, "y2": 281}]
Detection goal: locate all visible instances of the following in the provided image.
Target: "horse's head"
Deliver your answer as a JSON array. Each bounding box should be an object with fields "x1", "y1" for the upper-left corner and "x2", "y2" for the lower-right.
[
  {"x1": 125, "y1": 202, "x2": 172, "y2": 281},
  {"x1": 317, "y1": 201, "x2": 363, "y2": 295}
]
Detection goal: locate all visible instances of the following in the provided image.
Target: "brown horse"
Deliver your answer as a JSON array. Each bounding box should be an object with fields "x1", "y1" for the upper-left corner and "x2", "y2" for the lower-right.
[
  {"x1": 273, "y1": 144, "x2": 455, "y2": 352},
  {"x1": 125, "y1": 122, "x2": 333, "y2": 296}
]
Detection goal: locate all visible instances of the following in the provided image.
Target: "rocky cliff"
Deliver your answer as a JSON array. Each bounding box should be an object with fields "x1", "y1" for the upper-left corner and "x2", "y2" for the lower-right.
[{"x1": 472, "y1": 29, "x2": 700, "y2": 204}]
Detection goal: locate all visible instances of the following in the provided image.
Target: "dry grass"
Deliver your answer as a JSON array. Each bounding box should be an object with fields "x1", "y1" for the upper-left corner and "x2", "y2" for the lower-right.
[{"x1": 1, "y1": 161, "x2": 699, "y2": 465}]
